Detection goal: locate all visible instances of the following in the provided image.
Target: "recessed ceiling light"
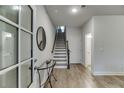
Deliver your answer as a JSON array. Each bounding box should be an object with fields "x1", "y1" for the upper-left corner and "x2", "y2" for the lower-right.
[{"x1": 72, "y1": 8, "x2": 78, "y2": 13}]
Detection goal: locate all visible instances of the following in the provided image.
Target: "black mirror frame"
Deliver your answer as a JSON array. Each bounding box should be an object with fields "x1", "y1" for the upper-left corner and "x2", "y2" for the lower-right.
[{"x1": 36, "y1": 26, "x2": 46, "y2": 51}]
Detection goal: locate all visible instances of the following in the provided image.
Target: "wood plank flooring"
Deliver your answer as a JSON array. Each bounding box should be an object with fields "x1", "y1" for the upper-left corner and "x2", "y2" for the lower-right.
[{"x1": 46, "y1": 64, "x2": 124, "y2": 88}]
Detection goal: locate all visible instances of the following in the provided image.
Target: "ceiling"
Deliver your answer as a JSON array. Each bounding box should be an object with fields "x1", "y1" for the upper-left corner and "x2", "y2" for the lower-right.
[{"x1": 45, "y1": 5, "x2": 124, "y2": 27}]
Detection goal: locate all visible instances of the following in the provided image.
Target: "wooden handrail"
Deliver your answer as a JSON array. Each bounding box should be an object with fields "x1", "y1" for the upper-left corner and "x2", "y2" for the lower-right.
[
  {"x1": 51, "y1": 31, "x2": 57, "y2": 53},
  {"x1": 66, "y1": 40, "x2": 70, "y2": 69}
]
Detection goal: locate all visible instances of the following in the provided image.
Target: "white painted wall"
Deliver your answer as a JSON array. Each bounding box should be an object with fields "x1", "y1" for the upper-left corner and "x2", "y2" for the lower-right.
[
  {"x1": 66, "y1": 26, "x2": 83, "y2": 64},
  {"x1": 93, "y1": 16, "x2": 124, "y2": 75},
  {"x1": 81, "y1": 16, "x2": 124, "y2": 75},
  {"x1": 30, "y1": 5, "x2": 55, "y2": 87}
]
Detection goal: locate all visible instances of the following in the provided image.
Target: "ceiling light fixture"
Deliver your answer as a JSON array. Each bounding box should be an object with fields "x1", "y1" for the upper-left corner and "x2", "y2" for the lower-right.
[{"x1": 72, "y1": 8, "x2": 78, "y2": 13}]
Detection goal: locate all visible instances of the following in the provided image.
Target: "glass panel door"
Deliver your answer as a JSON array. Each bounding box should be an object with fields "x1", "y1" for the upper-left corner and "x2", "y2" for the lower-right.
[
  {"x1": 0, "y1": 21, "x2": 18, "y2": 70},
  {"x1": 0, "y1": 5, "x2": 19, "y2": 24},
  {"x1": 0, "y1": 68, "x2": 18, "y2": 88},
  {"x1": 0, "y1": 5, "x2": 33, "y2": 88}
]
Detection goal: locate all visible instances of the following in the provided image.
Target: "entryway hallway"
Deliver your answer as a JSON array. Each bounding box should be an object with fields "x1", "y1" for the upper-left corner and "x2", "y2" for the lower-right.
[
  {"x1": 46, "y1": 64, "x2": 124, "y2": 88},
  {"x1": 1, "y1": 5, "x2": 124, "y2": 88}
]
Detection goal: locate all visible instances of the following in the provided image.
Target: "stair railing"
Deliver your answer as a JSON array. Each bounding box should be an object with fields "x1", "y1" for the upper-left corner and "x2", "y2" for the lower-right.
[
  {"x1": 51, "y1": 30, "x2": 57, "y2": 53},
  {"x1": 66, "y1": 40, "x2": 70, "y2": 69}
]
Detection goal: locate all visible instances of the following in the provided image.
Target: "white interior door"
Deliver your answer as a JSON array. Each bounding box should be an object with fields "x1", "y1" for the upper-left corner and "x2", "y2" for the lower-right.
[{"x1": 85, "y1": 33, "x2": 92, "y2": 71}]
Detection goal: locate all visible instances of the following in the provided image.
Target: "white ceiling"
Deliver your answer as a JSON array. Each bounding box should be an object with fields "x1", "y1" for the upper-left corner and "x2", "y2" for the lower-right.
[{"x1": 45, "y1": 5, "x2": 124, "y2": 27}]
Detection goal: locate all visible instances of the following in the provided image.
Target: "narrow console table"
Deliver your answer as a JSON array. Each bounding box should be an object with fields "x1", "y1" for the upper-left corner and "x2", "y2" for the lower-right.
[{"x1": 35, "y1": 60, "x2": 57, "y2": 88}]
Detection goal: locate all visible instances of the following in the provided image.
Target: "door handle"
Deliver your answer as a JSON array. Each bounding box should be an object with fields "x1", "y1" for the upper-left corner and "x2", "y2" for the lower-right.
[{"x1": 34, "y1": 59, "x2": 37, "y2": 63}]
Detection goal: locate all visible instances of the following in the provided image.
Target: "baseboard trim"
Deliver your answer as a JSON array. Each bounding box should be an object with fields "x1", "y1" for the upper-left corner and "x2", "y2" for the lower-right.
[{"x1": 93, "y1": 72, "x2": 124, "y2": 76}]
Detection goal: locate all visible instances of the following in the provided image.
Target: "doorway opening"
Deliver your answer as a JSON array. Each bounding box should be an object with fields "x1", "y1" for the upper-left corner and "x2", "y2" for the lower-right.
[
  {"x1": 85, "y1": 33, "x2": 92, "y2": 71},
  {"x1": 57, "y1": 26, "x2": 65, "y2": 33}
]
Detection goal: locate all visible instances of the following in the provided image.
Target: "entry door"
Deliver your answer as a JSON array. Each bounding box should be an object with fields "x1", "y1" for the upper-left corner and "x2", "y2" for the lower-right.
[{"x1": 85, "y1": 33, "x2": 92, "y2": 70}]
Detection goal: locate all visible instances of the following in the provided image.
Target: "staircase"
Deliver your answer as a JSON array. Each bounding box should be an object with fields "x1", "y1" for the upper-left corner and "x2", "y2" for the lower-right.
[
  {"x1": 53, "y1": 32, "x2": 68, "y2": 68},
  {"x1": 51, "y1": 26, "x2": 71, "y2": 69}
]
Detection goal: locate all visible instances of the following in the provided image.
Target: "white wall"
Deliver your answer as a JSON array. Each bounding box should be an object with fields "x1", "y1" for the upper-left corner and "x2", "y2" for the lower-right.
[
  {"x1": 82, "y1": 15, "x2": 124, "y2": 75},
  {"x1": 66, "y1": 26, "x2": 83, "y2": 64},
  {"x1": 30, "y1": 5, "x2": 55, "y2": 87},
  {"x1": 93, "y1": 16, "x2": 124, "y2": 75}
]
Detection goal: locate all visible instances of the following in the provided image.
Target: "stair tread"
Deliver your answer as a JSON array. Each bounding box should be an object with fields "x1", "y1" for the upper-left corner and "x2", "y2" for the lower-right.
[
  {"x1": 54, "y1": 50, "x2": 66, "y2": 51},
  {"x1": 54, "y1": 49, "x2": 66, "y2": 50},
  {"x1": 55, "y1": 47, "x2": 65, "y2": 48},
  {"x1": 54, "y1": 55, "x2": 67, "y2": 58},
  {"x1": 55, "y1": 45, "x2": 65, "y2": 46},
  {"x1": 53, "y1": 59, "x2": 67, "y2": 61},
  {"x1": 55, "y1": 47, "x2": 66, "y2": 49},
  {"x1": 54, "y1": 57, "x2": 66, "y2": 59},
  {"x1": 54, "y1": 48, "x2": 66, "y2": 49},
  {"x1": 55, "y1": 44, "x2": 65, "y2": 45},
  {"x1": 53, "y1": 57, "x2": 67, "y2": 59},
  {"x1": 54, "y1": 52, "x2": 66, "y2": 53},
  {"x1": 54, "y1": 54, "x2": 66, "y2": 56},
  {"x1": 56, "y1": 61, "x2": 67, "y2": 64},
  {"x1": 55, "y1": 66, "x2": 67, "y2": 69},
  {"x1": 53, "y1": 60, "x2": 67, "y2": 61},
  {"x1": 54, "y1": 53, "x2": 66, "y2": 55},
  {"x1": 55, "y1": 48, "x2": 66, "y2": 49}
]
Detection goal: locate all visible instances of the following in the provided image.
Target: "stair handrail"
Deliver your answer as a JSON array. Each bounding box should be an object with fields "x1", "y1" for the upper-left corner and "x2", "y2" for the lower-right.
[
  {"x1": 66, "y1": 40, "x2": 70, "y2": 69},
  {"x1": 51, "y1": 30, "x2": 57, "y2": 53}
]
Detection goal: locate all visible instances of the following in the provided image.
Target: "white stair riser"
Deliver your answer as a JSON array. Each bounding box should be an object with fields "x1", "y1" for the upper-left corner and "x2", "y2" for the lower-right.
[
  {"x1": 53, "y1": 57, "x2": 67, "y2": 59},
  {"x1": 54, "y1": 52, "x2": 66, "y2": 54},
  {"x1": 54, "y1": 54, "x2": 66, "y2": 56},
  {"x1": 53, "y1": 59, "x2": 67, "y2": 61},
  {"x1": 54, "y1": 66, "x2": 67, "y2": 69},
  {"x1": 53, "y1": 54, "x2": 66, "y2": 56},
  {"x1": 56, "y1": 62, "x2": 67, "y2": 65},
  {"x1": 55, "y1": 47, "x2": 66, "y2": 48},
  {"x1": 54, "y1": 49, "x2": 66, "y2": 50}
]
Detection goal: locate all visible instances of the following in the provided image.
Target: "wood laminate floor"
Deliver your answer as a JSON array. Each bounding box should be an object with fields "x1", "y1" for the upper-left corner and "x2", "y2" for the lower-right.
[{"x1": 47, "y1": 64, "x2": 124, "y2": 88}]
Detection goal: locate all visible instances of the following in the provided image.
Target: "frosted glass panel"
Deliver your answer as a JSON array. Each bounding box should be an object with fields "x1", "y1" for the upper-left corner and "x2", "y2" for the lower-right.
[
  {"x1": 0, "y1": 5, "x2": 19, "y2": 23},
  {"x1": 0, "y1": 21, "x2": 18, "y2": 70},
  {"x1": 21, "y1": 6, "x2": 32, "y2": 31},
  {"x1": 0, "y1": 68, "x2": 17, "y2": 88},
  {"x1": 21, "y1": 61, "x2": 32, "y2": 88},
  {"x1": 20, "y1": 30, "x2": 31, "y2": 61}
]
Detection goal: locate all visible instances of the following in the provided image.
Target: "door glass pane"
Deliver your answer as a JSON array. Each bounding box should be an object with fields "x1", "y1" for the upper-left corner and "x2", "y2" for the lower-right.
[
  {"x1": 21, "y1": 6, "x2": 32, "y2": 31},
  {"x1": 20, "y1": 30, "x2": 31, "y2": 61},
  {"x1": 0, "y1": 68, "x2": 18, "y2": 88},
  {"x1": 0, "y1": 5, "x2": 19, "y2": 24},
  {"x1": 20, "y1": 61, "x2": 32, "y2": 88},
  {"x1": 0, "y1": 21, "x2": 18, "y2": 70}
]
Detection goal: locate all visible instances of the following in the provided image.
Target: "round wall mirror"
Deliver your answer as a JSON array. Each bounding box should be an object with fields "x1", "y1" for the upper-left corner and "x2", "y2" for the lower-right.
[{"x1": 36, "y1": 26, "x2": 46, "y2": 51}]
